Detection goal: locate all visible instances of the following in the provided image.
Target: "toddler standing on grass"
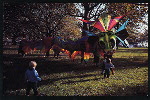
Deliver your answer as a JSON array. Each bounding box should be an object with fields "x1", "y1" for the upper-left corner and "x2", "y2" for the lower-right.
[
  {"x1": 102, "y1": 52, "x2": 115, "y2": 75},
  {"x1": 25, "y1": 61, "x2": 41, "y2": 96},
  {"x1": 101, "y1": 54, "x2": 107, "y2": 75},
  {"x1": 103, "y1": 58, "x2": 115, "y2": 78}
]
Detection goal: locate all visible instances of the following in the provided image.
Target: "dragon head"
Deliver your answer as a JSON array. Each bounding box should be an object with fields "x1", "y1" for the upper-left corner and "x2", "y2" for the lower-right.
[{"x1": 98, "y1": 31, "x2": 117, "y2": 51}]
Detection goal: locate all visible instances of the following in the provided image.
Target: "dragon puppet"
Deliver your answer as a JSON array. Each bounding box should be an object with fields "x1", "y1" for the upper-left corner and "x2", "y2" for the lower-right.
[
  {"x1": 18, "y1": 12, "x2": 131, "y2": 67},
  {"x1": 18, "y1": 37, "x2": 55, "y2": 56},
  {"x1": 52, "y1": 13, "x2": 131, "y2": 65},
  {"x1": 52, "y1": 14, "x2": 129, "y2": 64}
]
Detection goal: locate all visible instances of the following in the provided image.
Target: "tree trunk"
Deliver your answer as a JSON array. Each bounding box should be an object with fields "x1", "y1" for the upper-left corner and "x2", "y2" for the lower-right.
[
  {"x1": 82, "y1": 3, "x2": 90, "y2": 36},
  {"x1": 12, "y1": 36, "x2": 17, "y2": 45}
]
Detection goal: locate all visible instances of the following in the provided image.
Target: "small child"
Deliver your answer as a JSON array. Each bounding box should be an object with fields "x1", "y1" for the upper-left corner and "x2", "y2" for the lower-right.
[
  {"x1": 101, "y1": 54, "x2": 107, "y2": 75},
  {"x1": 103, "y1": 58, "x2": 115, "y2": 78},
  {"x1": 25, "y1": 61, "x2": 41, "y2": 96},
  {"x1": 102, "y1": 51, "x2": 115, "y2": 75}
]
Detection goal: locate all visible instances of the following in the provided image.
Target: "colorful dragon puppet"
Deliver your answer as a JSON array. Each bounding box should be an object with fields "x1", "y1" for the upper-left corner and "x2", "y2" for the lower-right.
[
  {"x1": 18, "y1": 12, "x2": 130, "y2": 67},
  {"x1": 18, "y1": 37, "x2": 55, "y2": 56},
  {"x1": 68, "y1": 13, "x2": 130, "y2": 65}
]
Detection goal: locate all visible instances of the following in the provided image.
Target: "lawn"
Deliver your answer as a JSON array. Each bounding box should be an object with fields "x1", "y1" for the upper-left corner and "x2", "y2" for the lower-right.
[{"x1": 3, "y1": 45, "x2": 148, "y2": 96}]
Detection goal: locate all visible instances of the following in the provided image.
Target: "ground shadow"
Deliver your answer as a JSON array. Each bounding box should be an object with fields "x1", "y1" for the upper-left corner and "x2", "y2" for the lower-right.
[
  {"x1": 38, "y1": 73, "x2": 101, "y2": 86},
  {"x1": 2, "y1": 48, "x2": 148, "y2": 95},
  {"x1": 100, "y1": 81, "x2": 148, "y2": 96}
]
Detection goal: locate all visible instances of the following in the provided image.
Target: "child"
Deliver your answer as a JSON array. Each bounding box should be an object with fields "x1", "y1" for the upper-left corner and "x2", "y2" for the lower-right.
[
  {"x1": 103, "y1": 58, "x2": 115, "y2": 78},
  {"x1": 103, "y1": 51, "x2": 115, "y2": 75},
  {"x1": 25, "y1": 61, "x2": 41, "y2": 96},
  {"x1": 101, "y1": 53, "x2": 107, "y2": 75},
  {"x1": 105, "y1": 50, "x2": 115, "y2": 59}
]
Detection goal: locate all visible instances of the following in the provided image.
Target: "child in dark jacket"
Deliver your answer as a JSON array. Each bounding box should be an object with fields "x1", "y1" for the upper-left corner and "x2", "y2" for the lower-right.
[
  {"x1": 25, "y1": 61, "x2": 41, "y2": 96},
  {"x1": 103, "y1": 58, "x2": 115, "y2": 78},
  {"x1": 101, "y1": 54, "x2": 107, "y2": 75},
  {"x1": 102, "y1": 51, "x2": 115, "y2": 75}
]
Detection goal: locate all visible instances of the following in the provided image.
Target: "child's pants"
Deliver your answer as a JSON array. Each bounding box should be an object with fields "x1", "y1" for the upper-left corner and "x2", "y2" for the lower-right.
[
  {"x1": 104, "y1": 69, "x2": 110, "y2": 78},
  {"x1": 101, "y1": 69, "x2": 105, "y2": 74},
  {"x1": 26, "y1": 81, "x2": 38, "y2": 95}
]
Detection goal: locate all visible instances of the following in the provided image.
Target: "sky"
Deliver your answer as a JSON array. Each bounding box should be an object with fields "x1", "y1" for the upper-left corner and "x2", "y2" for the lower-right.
[{"x1": 136, "y1": 14, "x2": 148, "y2": 33}]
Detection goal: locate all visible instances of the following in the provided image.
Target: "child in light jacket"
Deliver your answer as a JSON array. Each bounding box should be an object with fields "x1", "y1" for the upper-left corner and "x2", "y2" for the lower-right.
[{"x1": 25, "y1": 61, "x2": 41, "y2": 96}]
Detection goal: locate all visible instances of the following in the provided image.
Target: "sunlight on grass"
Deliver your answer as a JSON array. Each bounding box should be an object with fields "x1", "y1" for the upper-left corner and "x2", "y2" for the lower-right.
[
  {"x1": 113, "y1": 48, "x2": 148, "y2": 59},
  {"x1": 38, "y1": 67, "x2": 148, "y2": 96},
  {"x1": 4, "y1": 47, "x2": 148, "y2": 96},
  {"x1": 38, "y1": 48, "x2": 148, "y2": 96}
]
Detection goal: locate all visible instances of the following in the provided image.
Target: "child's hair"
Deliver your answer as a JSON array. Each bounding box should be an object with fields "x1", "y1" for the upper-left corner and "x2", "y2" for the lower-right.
[
  {"x1": 29, "y1": 61, "x2": 37, "y2": 68},
  {"x1": 106, "y1": 58, "x2": 111, "y2": 63}
]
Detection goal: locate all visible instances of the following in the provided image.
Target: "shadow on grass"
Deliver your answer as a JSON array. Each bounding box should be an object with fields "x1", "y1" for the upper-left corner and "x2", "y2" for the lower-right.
[
  {"x1": 3, "y1": 54, "x2": 97, "y2": 93},
  {"x1": 112, "y1": 57, "x2": 148, "y2": 69},
  {"x1": 60, "y1": 77, "x2": 101, "y2": 85},
  {"x1": 3, "y1": 51, "x2": 148, "y2": 95},
  {"x1": 38, "y1": 73, "x2": 101, "y2": 86},
  {"x1": 103, "y1": 82, "x2": 148, "y2": 96}
]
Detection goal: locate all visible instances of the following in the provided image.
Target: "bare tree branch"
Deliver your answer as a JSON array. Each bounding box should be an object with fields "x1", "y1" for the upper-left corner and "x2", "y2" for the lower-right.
[
  {"x1": 89, "y1": 3, "x2": 99, "y2": 11},
  {"x1": 130, "y1": 3, "x2": 148, "y2": 6},
  {"x1": 69, "y1": 14, "x2": 84, "y2": 18},
  {"x1": 89, "y1": 9, "x2": 106, "y2": 19}
]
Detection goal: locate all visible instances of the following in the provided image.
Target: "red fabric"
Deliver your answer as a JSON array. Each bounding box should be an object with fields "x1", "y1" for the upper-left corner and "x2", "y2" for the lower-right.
[
  {"x1": 99, "y1": 51, "x2": 105, "y2": 57},
  {"x1": 93, "y1": 21, "x2": 106, "y2": 32},
  {"x1": 22, "y1": 45, "x2": 32, "y2": 53},
  {"x1": 21, "y1": 37, "x2": 54, "y2": 54},
  {"x1": 84, "y1": 52, "x2": 90, "y2": 61},
  {"x1": 63, "y1": 50, "x2": 72, "y2": 58},
  {"x1": 78, "y1": 19, "x2": 95, "y2": 24},
  {"x1": 108, "y1": 15, "x2": 124, "y2": 30},
  {"x1": 71, "y1": 51, "x2": 81, "y2": 60}
]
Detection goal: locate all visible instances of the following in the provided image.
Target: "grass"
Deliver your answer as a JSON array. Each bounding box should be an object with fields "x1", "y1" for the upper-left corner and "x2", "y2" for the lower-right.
[
  {"x1": 3, "y1": 45, "x2": 148, "y2": 96},
  {"x1": 38, "y1": 68, "x2": 148, "y2": 96}
]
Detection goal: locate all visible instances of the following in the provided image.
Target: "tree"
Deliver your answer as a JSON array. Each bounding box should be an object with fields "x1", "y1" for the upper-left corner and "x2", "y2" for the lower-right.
[
  {"x1": 106, "y1": 3, "x2": 148, "y2": 43},
  {"x1": 104, "y1": 3, "x2": 148, "y2": 43},
  {"x1": 3, "y1": 3, "x2": 148, "y2": 44},
  {"x1": 3, "y1": 3, "x2": 78, "y2": 44},
  {"x1": 73, "y1": 3, "x2": 107, "y2": 36},
  {"x1": 72, "y1": 3, "x2": 148, "y2": 42},
  {"x1": 59, "y1": 15, "x2": 81, "y2": 40}
]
